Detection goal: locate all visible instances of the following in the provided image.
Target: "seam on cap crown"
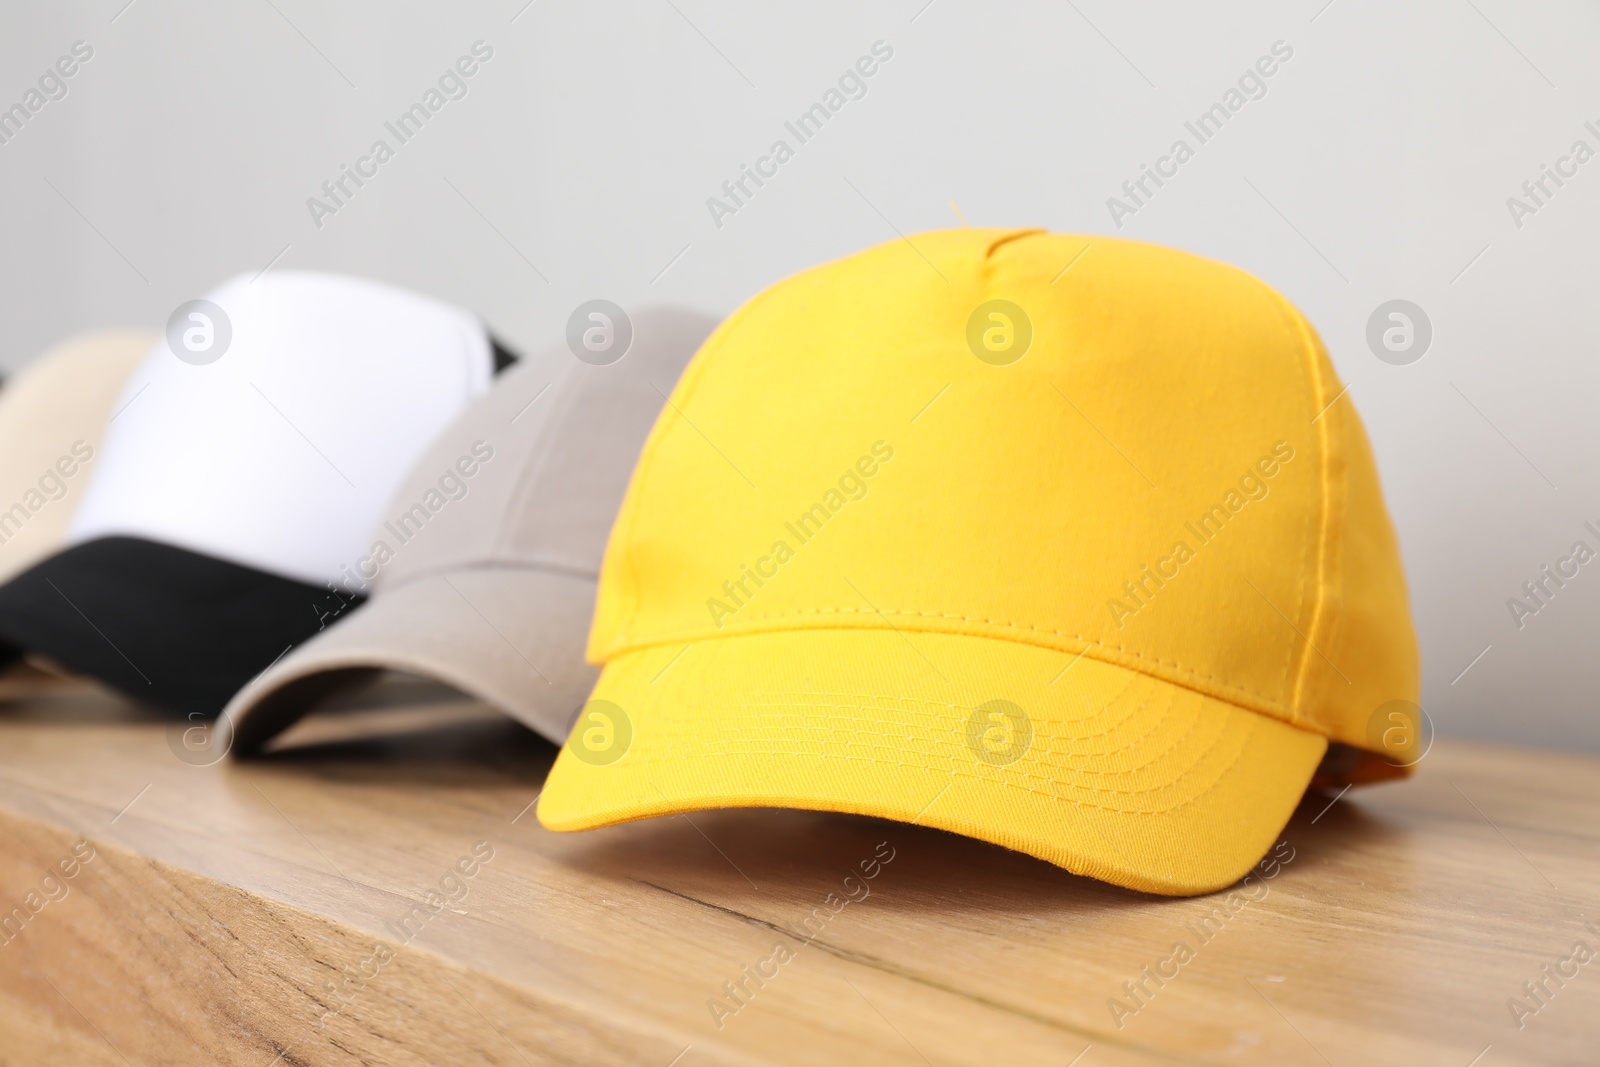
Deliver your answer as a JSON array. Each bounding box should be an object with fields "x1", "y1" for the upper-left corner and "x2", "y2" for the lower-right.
[
  {"x1": 604, "y1": 282, "x2": 786, "y2": 656},
  {"x1": 1262, "y1": 285, "x2": 1343, "y2": 734}
]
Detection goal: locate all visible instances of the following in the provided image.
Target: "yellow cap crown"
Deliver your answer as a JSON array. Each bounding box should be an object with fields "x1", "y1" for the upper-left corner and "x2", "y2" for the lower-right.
[{"x1": 592, "y1": 229, "x2": 1416, "y2": 754}]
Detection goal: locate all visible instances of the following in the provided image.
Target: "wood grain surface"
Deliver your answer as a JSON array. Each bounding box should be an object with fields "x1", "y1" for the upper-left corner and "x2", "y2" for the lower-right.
[{"x1": 0, "y1": 669, "x2": 1596, "y2": 1066}]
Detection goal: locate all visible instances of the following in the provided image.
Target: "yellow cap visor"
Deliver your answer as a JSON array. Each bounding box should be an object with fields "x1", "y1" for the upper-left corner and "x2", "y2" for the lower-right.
[{"x1": 539, "y1": 629, "x2": 1327, "y2": 896}]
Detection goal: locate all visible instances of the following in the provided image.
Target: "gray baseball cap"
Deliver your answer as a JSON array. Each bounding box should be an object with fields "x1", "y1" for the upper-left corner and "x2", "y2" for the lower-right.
[{"x1": 225, "y1": 306, "x2": 716, "y2": 753}]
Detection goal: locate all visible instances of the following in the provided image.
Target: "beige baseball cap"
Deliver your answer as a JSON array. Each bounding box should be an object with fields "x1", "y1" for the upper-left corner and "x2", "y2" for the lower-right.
[
  {"x1": 224, "y1": 307, "x2": 716, "y2": 753},
  {"x1": 0, "y1": 330, "x2": 155, "y2": 586}
]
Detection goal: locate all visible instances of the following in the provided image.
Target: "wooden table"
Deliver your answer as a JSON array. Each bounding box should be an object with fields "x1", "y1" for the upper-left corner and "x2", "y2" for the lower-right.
[{"x1": 0, "y1": 668, "x2": 1595, "y2": 1066}]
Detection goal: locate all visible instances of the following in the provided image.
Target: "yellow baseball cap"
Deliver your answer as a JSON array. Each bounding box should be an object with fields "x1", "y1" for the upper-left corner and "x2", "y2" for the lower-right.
[{"x1": 537, "y1": 228, "x2": 1420, "y2": 896}]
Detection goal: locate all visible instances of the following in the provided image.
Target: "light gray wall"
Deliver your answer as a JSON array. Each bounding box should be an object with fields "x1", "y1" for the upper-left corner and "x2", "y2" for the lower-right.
[{"x1": 3, "y1": 0, "x2": 1596, "y2": 749}]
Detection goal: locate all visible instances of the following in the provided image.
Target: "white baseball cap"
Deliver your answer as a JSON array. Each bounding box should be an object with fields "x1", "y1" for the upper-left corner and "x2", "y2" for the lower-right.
[{"x1": 0, "y1": 271, "x2": 512, "y2": 717}]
